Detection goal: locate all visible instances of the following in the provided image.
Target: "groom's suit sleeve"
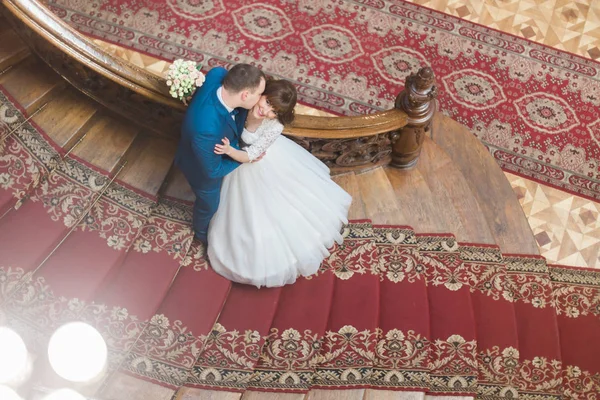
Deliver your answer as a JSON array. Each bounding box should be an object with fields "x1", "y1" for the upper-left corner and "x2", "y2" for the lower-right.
[{"x1": 191, "y1": 131, "x2": 240, "y2": 179}]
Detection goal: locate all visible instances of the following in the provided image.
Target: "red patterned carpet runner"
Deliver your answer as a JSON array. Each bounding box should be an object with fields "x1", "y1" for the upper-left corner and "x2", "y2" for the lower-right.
[
  {"x1": 2, "y1": 86, "x2": 600, "y2": 399},
  {"x1": 42, "y1": 0, "x2": 600, "y2": 201}
]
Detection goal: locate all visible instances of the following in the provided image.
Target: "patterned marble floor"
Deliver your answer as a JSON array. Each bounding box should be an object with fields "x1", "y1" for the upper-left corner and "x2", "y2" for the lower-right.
[
  {"x1": 508, "y1": 173, "x2": 600, "y2": 269},
  {"x1": 411, "y1": 0, "x2": 600, "y2": 60},
  {"x1": 90, "y1": 16, "x2": 600, "y2": 269}
]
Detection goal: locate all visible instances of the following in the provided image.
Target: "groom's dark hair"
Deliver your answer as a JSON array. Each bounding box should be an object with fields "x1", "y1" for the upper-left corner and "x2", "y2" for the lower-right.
[{"x1": 223, "y1": 64, "x2": 265, "y2": 93}]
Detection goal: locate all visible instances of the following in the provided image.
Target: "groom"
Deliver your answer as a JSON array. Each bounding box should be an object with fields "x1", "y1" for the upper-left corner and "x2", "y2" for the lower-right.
[{"x1": 175, "y1": 64, "x2": 266, "y2": 245}]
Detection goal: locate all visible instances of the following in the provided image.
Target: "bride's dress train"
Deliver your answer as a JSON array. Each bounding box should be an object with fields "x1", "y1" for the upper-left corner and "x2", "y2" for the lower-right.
[{"x1": 207, "y1": 119, "x2": 352, "y2": 288}]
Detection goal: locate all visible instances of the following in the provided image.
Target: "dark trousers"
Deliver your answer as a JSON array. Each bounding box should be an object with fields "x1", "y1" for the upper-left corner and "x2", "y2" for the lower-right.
[{"x1": 191, "y1": 185, "x2": 221, "y2": 245}]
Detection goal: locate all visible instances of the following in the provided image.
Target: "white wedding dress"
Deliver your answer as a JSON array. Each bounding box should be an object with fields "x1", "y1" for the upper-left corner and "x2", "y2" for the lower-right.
[{"x1": 207, "y1": 118, "x2": 352, "y2": 288}]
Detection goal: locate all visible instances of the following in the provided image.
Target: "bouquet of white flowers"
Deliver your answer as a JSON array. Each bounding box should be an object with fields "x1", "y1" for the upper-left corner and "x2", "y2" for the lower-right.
[{"x1": 165, "y1": 59, "x2": 205, "y2": 104}]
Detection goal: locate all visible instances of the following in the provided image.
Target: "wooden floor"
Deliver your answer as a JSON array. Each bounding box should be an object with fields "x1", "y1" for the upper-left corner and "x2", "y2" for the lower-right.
[
  {"x1": 338, "y1": 115, "x2": 538, "y2": 255},
  {"x1": 0, "y1": 24, "x2": 538, "y2": 400}
]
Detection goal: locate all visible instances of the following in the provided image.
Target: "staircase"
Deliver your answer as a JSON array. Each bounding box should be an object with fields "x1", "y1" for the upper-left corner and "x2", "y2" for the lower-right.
[{"x1": 1, "y1": 20, "x2": 599, "y2": 400}]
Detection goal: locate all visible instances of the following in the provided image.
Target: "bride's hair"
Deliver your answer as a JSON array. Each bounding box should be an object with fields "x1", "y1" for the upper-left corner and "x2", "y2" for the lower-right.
[{"x1": 263, "y1": 79, "x2": 297, "y2": 125}]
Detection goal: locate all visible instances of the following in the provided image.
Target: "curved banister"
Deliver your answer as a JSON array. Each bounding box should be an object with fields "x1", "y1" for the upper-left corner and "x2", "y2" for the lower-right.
[
  {"x1": 1, "y1": 0, "x2": 437, "y2": 171},
  {"x1": 2, "y1": 0, "x2": 180, "y2": 107}
]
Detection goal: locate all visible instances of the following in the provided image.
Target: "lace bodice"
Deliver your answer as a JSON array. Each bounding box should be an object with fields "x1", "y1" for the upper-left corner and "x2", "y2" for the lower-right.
[{"x1": 241, "y1": 118, "x2": 284, "y2": 161}]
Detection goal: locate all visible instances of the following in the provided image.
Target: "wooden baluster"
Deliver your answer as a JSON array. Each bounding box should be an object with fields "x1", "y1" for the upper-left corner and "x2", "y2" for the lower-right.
[{"x1": 390, "y1": 67, "x2": 438, "y2": 169}]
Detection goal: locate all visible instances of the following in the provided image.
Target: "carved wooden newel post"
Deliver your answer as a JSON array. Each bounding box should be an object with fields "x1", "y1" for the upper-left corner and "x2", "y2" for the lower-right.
[{"x1": 391, "y1": 67, "x2": 438, "y2": 169}]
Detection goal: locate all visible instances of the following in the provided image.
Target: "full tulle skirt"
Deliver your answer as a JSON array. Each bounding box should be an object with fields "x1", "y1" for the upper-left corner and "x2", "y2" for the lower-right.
[{"x1": 207, "y1": 136, "x2": 352, "y2": 288}]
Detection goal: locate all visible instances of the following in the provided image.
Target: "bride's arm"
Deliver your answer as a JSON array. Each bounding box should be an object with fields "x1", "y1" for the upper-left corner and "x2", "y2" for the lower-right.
[
  {"x1": 214, "y1": 138, "x2": 251, "y2": 163},
  {"x1": 215, "y1": 119, "x2": 283, "y2": 163},
  {"x1": 243, "y1": 120, "x2": 283, "y2": 161}
]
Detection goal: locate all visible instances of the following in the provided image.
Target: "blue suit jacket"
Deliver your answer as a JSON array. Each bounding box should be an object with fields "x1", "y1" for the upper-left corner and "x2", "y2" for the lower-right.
[{"x1": 175, "y1": 67, "x2": 246, "y2": 191}]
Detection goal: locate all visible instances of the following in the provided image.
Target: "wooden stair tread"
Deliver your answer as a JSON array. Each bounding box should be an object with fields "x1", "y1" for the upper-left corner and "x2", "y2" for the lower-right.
[
  {"x1": 0, "y1": 56, "x2": 64, "y2": 112},
  {"x1": 70, "y1": 115, "x2": 139, "y2": 173},
  {"x1": 175, "y1": 388, "x2": 241, "y2": 400},
  {"x1": 384, "y1": 166, "x2": 446, "y2": 233},
  {"x1": 432, "y1": 114, "x2": 539, "y2": 255},
  {"x1": 305, "y1": 389, "x2": 367, "y2": 400},
  {"x1": 355, "y1": 167, "x2": 406, "y2": 225},
  {"x1": 364, "y1": 390, "x2": 423, "y2": 399},
  {"x1": 162, "y1": 166, "x2": 195, "y2": 202},
  {"x1": 0, "y1": 15, "x2": 10, "y2": 35},
  {"x1": 31, "y1": 88, "x2": 98, "y2": 149},
  {"x1": 242, "y1": 392, "x2": 304, "y2": 400},
  {"x1": 332, "y1": 172, "x2": 367, "y2": 220},
  {"x1": 0, "y1": 29, "x2": 29, "y2": 71},
  {"x1": 118, "y1": 134, "x2": 177, "y2": 196},
  {"x1": 413, "y1": 135, "x2": 495, "y2": 244}
]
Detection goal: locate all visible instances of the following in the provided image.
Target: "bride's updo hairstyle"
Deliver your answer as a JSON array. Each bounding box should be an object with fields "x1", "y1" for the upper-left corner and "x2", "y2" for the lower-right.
[{"x1": 263, "y1": 79, "x2": 297, "y2": 125}]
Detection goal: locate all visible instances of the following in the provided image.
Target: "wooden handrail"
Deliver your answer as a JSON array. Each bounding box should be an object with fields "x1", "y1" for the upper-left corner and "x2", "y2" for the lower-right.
[
  {"x1": 2, "y1": 0, "x2": 180, "y2": 108},
  {"x1": 288, "y1": 110, "x2": 406, "y2": 138}
]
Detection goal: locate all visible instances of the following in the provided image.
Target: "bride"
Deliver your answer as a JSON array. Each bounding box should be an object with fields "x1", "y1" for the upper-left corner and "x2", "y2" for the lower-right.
[{"x1": 207, "y1": 79, "x2": 352, "y2": 288}]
